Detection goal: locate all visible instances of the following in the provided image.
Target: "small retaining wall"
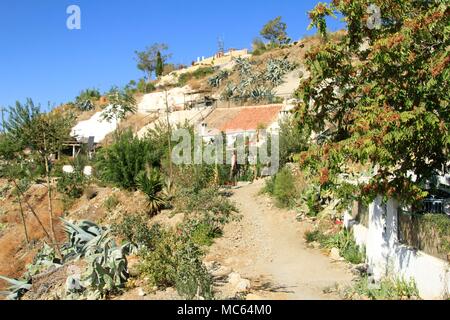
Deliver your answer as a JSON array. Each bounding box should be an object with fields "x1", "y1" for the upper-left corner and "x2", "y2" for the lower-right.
[{"x1": 345, "y1": 196, "x2": 450, "y2": 299}]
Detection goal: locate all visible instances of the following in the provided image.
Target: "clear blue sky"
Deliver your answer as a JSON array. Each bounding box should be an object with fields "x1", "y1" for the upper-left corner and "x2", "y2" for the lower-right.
[{"x1": 0, "y1": 0, "x2": 343, "y2": 110}]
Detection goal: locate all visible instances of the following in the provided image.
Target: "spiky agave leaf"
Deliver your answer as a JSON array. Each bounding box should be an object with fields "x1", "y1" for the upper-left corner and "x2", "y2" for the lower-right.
[{"x1": 0, "y1": 275, "x2": 32, "y2": 300}]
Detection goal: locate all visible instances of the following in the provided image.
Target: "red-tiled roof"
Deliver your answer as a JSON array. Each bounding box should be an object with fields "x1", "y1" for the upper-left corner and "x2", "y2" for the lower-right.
[{"x1": 218, "y1": 105, "x2": 282, "y2": 132}]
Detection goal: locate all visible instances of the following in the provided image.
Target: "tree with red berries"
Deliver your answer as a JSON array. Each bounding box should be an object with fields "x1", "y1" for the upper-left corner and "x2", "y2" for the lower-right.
[{"x1": 296, "y1": 0, "x2": 449, "y2": 204}]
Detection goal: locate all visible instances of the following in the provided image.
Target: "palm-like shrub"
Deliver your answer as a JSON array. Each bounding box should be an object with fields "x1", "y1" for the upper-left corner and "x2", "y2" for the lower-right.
[{"x1": 137, "y1": 168, "x2": 165, "y2": 216}]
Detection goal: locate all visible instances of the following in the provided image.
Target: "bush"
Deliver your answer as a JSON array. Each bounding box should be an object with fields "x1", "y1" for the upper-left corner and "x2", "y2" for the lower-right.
[
  {"x1": 56, "y1": 158, "x2": 88, "y2": 199},
  {"x1": 262, "y1": 175, "x2": 276, "y2": 195},
  {"x1": 176, "y1": 187, "x2": 237, "y2": 220},
  {"x1": 104, "y1": 194, "x2": 120, "y2": 212},
  {"x1": 345, "y1": 276, "x2": 420, "y2": 300},
  {"x1": 174, "y1": 164, "x2": 215, "y2": 195},
  {"x1": 303, "y1": 186, "x2": 321, "y2": 217},
  {"x1": 251, "y1": 37, "x2": 267, "y2": 56},
  {"x1": 137, "y1": 79, "x2": 156, "y2": 94},
  {"x1": 112, "y1": 215, "x2": 162, "y2": 249},
  {"x1": 138, "y1": 226, "x2": 213, "y2": 299},
  {"x1": 74, "y1": 88, "x2": 101, "y2": 111},
  {"x1": 279, "y1": 118, "x2": 308, "y2": 167},
  {"x1": 178, "y1": 67, "x2": 215, "y2": 87},
  {"x1": 95, "y1": 130, "x2": 162, "y2": 190},
  {"x1": 183, "y1": 216, "x2": 224, "y2": 247},
  {"x1": 305, "y1": 229, "x2": 365, "y2": 265},
  {"x1": 305, "y1": 230, "x2": 325, "y2": 244},
  {"x1": 273, "y1": 167, "x2": 298, "y2": 208}
]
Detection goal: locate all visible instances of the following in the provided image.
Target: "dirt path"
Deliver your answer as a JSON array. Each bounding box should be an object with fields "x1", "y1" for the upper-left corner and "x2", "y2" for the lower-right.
[{"x1": 206, "y1": 179, "x2": 353, "y2": 300}]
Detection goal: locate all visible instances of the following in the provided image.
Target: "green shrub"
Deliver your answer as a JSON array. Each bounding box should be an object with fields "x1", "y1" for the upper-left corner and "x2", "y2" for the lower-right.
[
  {"x1": 178, "y1": 67, "x2": 215, "y2": 87},
  {"x1": 174, "y1": 239, "x2": 213, "y2": 300},
  {"x1": 104, "y1": 194, "x2": 120, "y2": 212},
  {"x1": 345, "y1": 276, "x2": 420, "y2": 300},
  {"x1": 305, "y1": 230, "x2": 325, "y2": 243},
  {"x1": 262, "y1": 175, "x2": 276, "y2": 195},
  {"x1": 279, "y1": 118, "x2": 308, "y2": 167},
  {"x1": 138, "y1": 227, "x2": 213, "y2": 299},
  {"x1": 95, "y1": 130, "x2": 162, "y2": 190},
  {"x1": 174, "y1": 164, "x2": 215, "y2": 194},
  {"x1": 176, "y1": 187, "x2": 237, "y2": 220},
  {"x1": 183, "y1": 218, "x2": 223, "y2": 247},
  {"x1": 74, "y1": 88, "x2": 101, "y2": 111},
  {"x1": 112, "y1": 215, "x2": 162, "y2": 249},
  {"x1": 137, "y1": 79, "x2": 156, "y2": 94},
  {"x1": 303, "y1": 186, "x2": 321, "y2": 217},
  {"x1": 273, "y1": 167, "x2": 297, "y2": 208},
  {"x1": 305, "y1": 229, "x2": 365, "y2": 264},
  {"x1": 56, "y1": 158, "x2": 88, "y2": 199}
]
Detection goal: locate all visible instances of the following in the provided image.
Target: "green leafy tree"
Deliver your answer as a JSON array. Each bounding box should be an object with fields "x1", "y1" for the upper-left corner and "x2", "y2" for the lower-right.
[
  {"x1": 0, "y1": 132, "x2": 52, "y2": 244},
  {"x1": 4, "y1": 100, "x2": 74, "y2": 247},
  {"x1": 260, "y1": 16, "x2": 291, "y2": 46},
  {"x1": 296, "y1": 0, "x2": 449, "y2": 203},
  {"x1": 135, "y1": 43, "x2": 171, "y2": 81}
]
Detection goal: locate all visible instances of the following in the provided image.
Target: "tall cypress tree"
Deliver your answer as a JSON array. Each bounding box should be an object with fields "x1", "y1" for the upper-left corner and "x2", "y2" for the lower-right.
[{"x1": 156, "y1": 51, "x2": 164, "y2": 78}]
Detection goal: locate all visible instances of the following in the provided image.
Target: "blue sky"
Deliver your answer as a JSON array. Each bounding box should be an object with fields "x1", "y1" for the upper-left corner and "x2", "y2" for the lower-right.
[{"x1": 0, "y1": 0, "x2": 343, "y2": 110}]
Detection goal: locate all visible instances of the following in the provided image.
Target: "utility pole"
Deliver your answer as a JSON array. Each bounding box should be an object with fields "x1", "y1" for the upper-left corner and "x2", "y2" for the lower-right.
[{"x1": 217, "y1": 36, "x2": 225, "y2": 55}]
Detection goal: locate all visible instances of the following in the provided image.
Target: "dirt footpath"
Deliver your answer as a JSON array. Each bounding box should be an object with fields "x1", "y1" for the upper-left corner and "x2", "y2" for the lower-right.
[{"x1": 206, "y1": 179, "x2": 353, "y2": 300}]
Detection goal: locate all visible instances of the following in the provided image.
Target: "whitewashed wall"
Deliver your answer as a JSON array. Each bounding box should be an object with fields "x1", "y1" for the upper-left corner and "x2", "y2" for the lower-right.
[{"x1": 346, "y1": 196, "x2": 450, "y2": 299}]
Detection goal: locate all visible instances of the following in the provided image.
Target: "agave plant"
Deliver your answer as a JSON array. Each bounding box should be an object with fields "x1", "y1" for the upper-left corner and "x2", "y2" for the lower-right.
[
  {"x1": 0, "y1": 276, "x2": 32, "y2": 300},
  {"x1": 221, "y1": 82, "x2": 236, "y2": 101},
  {"x1": 265, "y1": 58, "x2": 296, "y2": 86},
  {"x1": 208, "y1": 70, "x2": 230, "y2": 87},
  {"x1": 61, "y1": 219, "x2": 106, "y2": 261},
  {"x1": 76, "y1": 99, "x2": 95, "y2": 112},
  {"x1": 137, "y1": 169, "x2": 165, "y2": 216},
  {"x1": 25, "y1": 243, "x2": 62, "y2": 278},
  {"x1": 250, "y1": 86, "x2": 274, "y2": 102},
  {"x1": 234, "y1": 57, "x2": 253, "y2": 77},
  {"x1": 81, "y1": 234, "x2": 130, "y2": 297}
]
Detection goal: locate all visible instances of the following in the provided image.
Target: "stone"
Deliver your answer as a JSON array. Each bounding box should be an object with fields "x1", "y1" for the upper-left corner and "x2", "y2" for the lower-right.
[
  {"x1": 211, "y1": 266, "x2": 233, "y2": 279},
  {"x1": 311, "y1": 241, "x2": 321, "y2": 249},
  {"x1": 329, "y1": 247, "x2": 341, "y2": 260},
  {"x1": 228, "y1": 272, "x2": 251, "y2": 293},
  {"x1": 351, "y1": 263, "x2": 368, "y2": 276},
  {"x1": 137, "y1": 288, "x2": 146, "y2": 297}
]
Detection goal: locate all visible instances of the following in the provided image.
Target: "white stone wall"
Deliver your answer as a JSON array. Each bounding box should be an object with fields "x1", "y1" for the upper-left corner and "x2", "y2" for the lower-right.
[{"x1": 347, "y1": 197, "x2": 450, "y2": 299}]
